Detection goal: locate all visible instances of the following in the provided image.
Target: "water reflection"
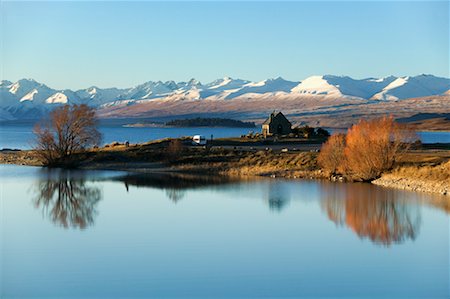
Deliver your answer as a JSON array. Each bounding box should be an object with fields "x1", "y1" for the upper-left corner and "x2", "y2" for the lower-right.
[
  {"x1": 29, "y1": 168, "x2": 431, "y2": 246},
  {"x1": 165, "y1": 189, "x2": 186, "y2": 203},
  {"x1": 32, "y1": 170, "x2": 102, "y2": 229},
  {"x1": 266, "y1": 181, "x2": 290, "y2": 212},
  {"x1": 118, "y1": 172, "x2": 236, "y2": 203},
  {"x1": 320, "y1": 183, "x2": 421, "y2": 246}
]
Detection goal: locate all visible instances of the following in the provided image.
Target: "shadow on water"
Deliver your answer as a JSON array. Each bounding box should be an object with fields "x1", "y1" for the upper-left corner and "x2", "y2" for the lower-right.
[{"x1": 319, "y1": 182, "x2": 422, "y2": 246}]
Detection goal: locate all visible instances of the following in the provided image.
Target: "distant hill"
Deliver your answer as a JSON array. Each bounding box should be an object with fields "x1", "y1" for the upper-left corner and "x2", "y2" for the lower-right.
[
  {"x1": 397, "y1": 113, "x2": 450, "y2": 131},
  {"x1": 397, "y1": 113, "x2": 450, "y2": 122},
  {"x1": 166, "y1": 117, "x2": 256, "y2": 128}
]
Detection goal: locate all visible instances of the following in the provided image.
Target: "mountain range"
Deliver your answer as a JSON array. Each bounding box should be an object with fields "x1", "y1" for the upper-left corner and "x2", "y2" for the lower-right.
[{"x1": 0, "y1": 74, "x2": 449, "y2": 121}]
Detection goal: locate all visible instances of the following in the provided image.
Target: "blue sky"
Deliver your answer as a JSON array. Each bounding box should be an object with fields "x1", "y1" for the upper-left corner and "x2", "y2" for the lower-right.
[{"x1": 1, "y1": 1, "x2": 448, "y2": 89}]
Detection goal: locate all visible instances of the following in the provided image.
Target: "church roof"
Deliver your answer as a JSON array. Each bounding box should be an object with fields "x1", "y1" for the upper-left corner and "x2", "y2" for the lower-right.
[{"x1": 263, "y1": 111, "x2": 288, "y2": 125}]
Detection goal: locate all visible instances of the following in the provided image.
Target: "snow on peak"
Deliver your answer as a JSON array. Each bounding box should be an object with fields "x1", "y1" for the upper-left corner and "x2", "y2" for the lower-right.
[
  {"x1": 185, "y1": 78, "x2": 202, "y2": 88},
  {"x1": 8, "y1": 79, "x2": 44, "y2": 98},
  {"x1": 88, "y1": 87, "x2": 98, "y2": 95},
  {"x1": 291, "y1": 75, "x2": 401, "y2": 99},
  {"x1": 225, "y1": 77, "x2": 298, "y2": 99},
  {"x1": 208, "y1": 77, "x2": 233, "y2": 89},
  {"x1": 46, "y1": 92, "x2": 68, "y2": 104},
  {"x1": 188, "y1": 78, "x2": 200, "y2": 84},
  {"x1": 175, "y1": 78, "x2": 203, "y2": 91},
  {"x1": 383, "y1": 77, "x2": 408, "y2": 90},
  {"x1": 368, "y1": 75, "x2": 396, "y2": 83},
  {"x1": 291, "y1": 75, "x2": 342, "y2": 96},
  {"x1": 244, "y1": 79, "x2": 266, "y2": 88},
  {"x1": 9, "y1": 82, "x2": 21, "y2": 94},
  {"x1": 205, "y1": 77, "x2": 249, "y2": 92},
  {"x1": 370, "y1": 75, "x2": 450, "y2": 100},
  {"x1": 20, "y1": 89, "x2": 39, "y2": 102}
]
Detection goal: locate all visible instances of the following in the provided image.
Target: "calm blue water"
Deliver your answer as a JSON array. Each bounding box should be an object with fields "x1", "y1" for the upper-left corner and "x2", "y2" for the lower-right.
[
  {"x1": 0, "y1": 123, "x2": 449, "y2": 149},
  {"x1": 0, "y1": 165, "x2": 449, "y2": 298},
  {"x1": 417, "y1": 131, "x2": 450, "y2": 143},
  {"x1": 0, "y1": 124, "x2": 256, "y2": 149}
]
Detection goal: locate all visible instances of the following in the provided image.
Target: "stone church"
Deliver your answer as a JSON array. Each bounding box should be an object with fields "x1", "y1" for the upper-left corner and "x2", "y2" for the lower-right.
[{"x1": 262, "y1": 111, "x2": 292, "y2": 137}]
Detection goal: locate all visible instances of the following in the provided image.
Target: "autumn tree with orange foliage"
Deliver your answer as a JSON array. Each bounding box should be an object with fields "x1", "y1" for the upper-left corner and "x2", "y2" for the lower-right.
[
  {"x1": 34, "y1": 104, "x2": 101, "y2": 166},
  {"x1": 318, "y1": 116, "x2": 414, "y2": 181},
  {"x1": 317, "y1": 133, "x2": 346, "y2": 175},
  {"x1": 342, "y1": 116, "x2": 414, "y2": 181}
]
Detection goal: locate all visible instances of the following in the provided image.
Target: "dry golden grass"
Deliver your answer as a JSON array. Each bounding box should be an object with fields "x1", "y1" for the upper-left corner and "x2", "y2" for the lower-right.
[
  {"x1": 224, "y1": 151, "x2": 321, "y2": 177},
  {"x1": 396, "y1": 150, "x2": 450, "y2": 165},
  {"x1": 373, "y1": 158, "x2": 450, "y2": 198},
  {"x1": 390, "y1": 160, "x2": 450, "y2": 182}
]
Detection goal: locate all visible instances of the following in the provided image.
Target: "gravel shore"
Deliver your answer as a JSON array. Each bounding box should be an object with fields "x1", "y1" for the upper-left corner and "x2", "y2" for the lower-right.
[{"x1": 372, "y1": 176, "x2": 448, "y2": 196}]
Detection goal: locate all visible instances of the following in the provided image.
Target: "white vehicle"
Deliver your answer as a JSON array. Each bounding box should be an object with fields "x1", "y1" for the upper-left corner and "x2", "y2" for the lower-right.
[{"x1": 192, "y1": 135, "x2": 207, "y2": 145}]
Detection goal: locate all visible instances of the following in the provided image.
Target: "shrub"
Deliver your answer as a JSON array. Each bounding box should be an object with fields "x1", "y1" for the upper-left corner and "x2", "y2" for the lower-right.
[
  {"x1": 316, "y1": 127, "x2": 331, "y2": 137},
  {"x1": 317, "y1": 116, "x2": 415, "y2": 181},
  {"x1": 342, "y1": 116, "x2": 414, "y2": 181},
  {"x1": 317, "y1": 133, "x2": 346, "y2": 175},
  {"x1": 294, "y1": 125, "x2": 315, "y2": 138}
]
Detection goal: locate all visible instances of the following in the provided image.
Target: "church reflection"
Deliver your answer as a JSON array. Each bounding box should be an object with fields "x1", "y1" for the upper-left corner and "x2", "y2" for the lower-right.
[
  {"x1": 319, "y1": 183, "x2": 421, "y2": 246},
  {"x1": 32, "y1": 170, "x2": 102, "y2": 229},
  {"x1": 266, "y1": 181, "x2": 290, "y2": 212}
]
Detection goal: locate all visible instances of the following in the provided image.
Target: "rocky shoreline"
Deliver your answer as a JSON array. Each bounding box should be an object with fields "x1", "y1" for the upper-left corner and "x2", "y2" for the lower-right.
[
  {"x1": 372, "y1": 161, "x2": 450, "y2": 196},
  {"x1": 372, "y1": 175, "x2": 449, "y2": 196}
]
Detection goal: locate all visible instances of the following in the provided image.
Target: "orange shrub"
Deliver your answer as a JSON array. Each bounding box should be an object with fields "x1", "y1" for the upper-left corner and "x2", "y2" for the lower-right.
[
  {"x1": 342, "y1": 116, "x2": 413, "y2": 181},
  {"x1": 317, "y1": 133, "x2": 346, "y2": 175}
]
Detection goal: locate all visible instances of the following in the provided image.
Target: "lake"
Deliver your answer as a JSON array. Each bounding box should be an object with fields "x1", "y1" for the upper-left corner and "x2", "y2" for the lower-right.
[
  {"x1": 1, "y1": 123, "x2": 449, "y2": 149},
  {"x1": 0, "y1": 165, "x2": 448, "y2": 298},
  {"x1": 0, "y1": 124, "x2": 256, "y2": 150}
]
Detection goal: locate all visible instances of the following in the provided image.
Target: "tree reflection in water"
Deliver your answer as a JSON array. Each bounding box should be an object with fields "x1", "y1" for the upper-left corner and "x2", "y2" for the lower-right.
[
  {"x1": 165, "y1": 189, "x2": 186, "y2": 203},
  {"x1": 32, "y1": 171, "x2": 102, "y2": 229},
  {"x1": 320, "y1": 183, "x2": 421, "y2": 246}
]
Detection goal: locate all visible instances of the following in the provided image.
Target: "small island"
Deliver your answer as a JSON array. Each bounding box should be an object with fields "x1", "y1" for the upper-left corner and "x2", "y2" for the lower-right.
[{"x1": 165, "y1": 117, "x2": 256, "y2": 128}]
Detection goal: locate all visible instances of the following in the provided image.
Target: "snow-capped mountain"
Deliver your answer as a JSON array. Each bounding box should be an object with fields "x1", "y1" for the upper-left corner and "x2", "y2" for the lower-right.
[
  {"x1": 0, "y1": 74, "x2": 448, "y2": 120},
  {"x1": 76, "y1": 86, "x2": 126, "y2": 106},
  {"x1": 225, "y1": 77, "x2": 299, "y2": 99},
  {"x1": 118, "y1": 81, "x2": 177, "y2": 100},
  {"x1": 371, "y1": 74, "x2": 450, "y2": 101},
  {"x1": 291, "y1": 75, "x2": 398, "y2": 98},
  {"x1": 205, "y1": 77, "x2": 250, "y2": 91}
]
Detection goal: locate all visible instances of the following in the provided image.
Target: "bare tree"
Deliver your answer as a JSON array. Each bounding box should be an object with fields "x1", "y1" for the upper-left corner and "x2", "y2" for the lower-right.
[{"x1": 34, "y1": 104, "x2": 101, "y2": 165}]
